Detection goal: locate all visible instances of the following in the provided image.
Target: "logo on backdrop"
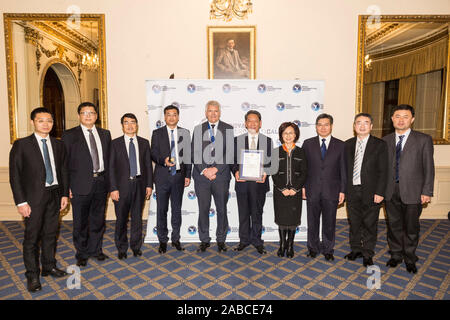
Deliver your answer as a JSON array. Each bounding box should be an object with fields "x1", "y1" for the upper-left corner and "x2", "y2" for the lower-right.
[
  {"x1": 241, "y1": 102, "x2": 251, "y2": 111},
  {"x1": 292, "y1": 84, "x2": 302, "y2": 93},
  {"x1": 293, "y1": 120, "x2": 302, "y2": 128},
  {"x1": 257, "y1": 84, "x2": 266, "y2": 93},
  {"x1": 152, "y1": 192, "x2": 157, "y2": 200},
  {"x1": 261, "y1": 226, "x2": 266, "y2": 235},
  {"x1": 187, "y1": 191, "x2": 196, "y2": 200},
  {"x1": 171, "y1": 101, "x2": 180, "y2": 109},
  {"x1": 276, "y1": 102, "x2": 285, "y2": 112},
  {"x1": 152, "y1": 85, "x2": 161, "y2": 93},
  {"x1": 222, "y1": 84, "x2": 231, "y2": 93},
  {"x1": 311, "y1": 102, "x2": 321, "y2": 111},
  {"x1": 209, "y1": 208, "x2": 216, "y2": 218},
  {"x1": 188, "y1": 226, "x2": 197, "y2": 235},
  {"x1": 156, "y1": 120, "x2": 164, "y2": 129},
  {"x1": 153, "y1": 227, "x2": 157, "y2": 235},
  {"x1": 187, "y1": 84, "x2": 196, "y2": 93}
]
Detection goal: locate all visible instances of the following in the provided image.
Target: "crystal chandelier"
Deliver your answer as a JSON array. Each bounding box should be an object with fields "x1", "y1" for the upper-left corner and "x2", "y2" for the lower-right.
[
  {"x1": 81, "y1": 22, "x2": 99, "y2": 71},
  {"x1": 209, "y1": 0, "x2": 253, "y2": 21}
]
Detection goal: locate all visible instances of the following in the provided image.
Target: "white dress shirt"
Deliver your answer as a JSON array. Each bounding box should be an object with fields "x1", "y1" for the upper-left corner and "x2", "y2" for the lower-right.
[
  {"x1": 318, "y1": 135, "x2": 331, "y2": 148},
  {"x1": 166, "y1": 126, "x2": 180, "y2": 171},
  {"x1": 395, "y1": 128, "x2": 411, "y2": 151},
  {"x1": 80, "y1": 124, "x2": 105, "y2": 172},
  {"x1": 124, "y1": 135, "x2": 141, "y2": 176}
]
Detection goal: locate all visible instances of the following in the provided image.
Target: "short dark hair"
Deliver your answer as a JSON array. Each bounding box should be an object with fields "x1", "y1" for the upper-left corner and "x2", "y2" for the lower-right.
[
  {"x1": 164, "y1": 104, "x2": 179, "y2": 115},
  {"x1": 30, "y1": 107, "x2": 53, "y2": 120},
  {"x1": 77, "y1": 102, "x2": 98, "y2": 114},
  {"x1": 278, "y1": 122, "x2": 300, "y2": 144},
  {"x1": 245, "y1": 110, "x2": 261, "y2": 121},
  {"x1": 391, "y1": 104, "x2": 415, "y2": 117},
  {"x1": 121, "y1": 113, "x2": 138, "y2": 124},
  {"x1": 316, "y1": 113, "x2": 333, "y2": 125},
  {"x1": 354, "y1": 112, "x2": 373, "y2": 123}
]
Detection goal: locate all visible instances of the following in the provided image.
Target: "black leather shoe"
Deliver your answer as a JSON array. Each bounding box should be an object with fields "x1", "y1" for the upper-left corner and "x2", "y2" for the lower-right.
[
  {"x1": 255, "y1": 245, "x2": 267, "y2": 255},
  {"x1": 118, "y1": 252, "x2": 127, "y2": 260},
  {"x1": 197, "y1": 242, "x2": 210, "y2": 252},
  {"x1": 158, "y1": 243, "x2": 167, "y2": 254},
  {"x1": 386, "y1": 258, "x2": 402, "y2": 268},
  {"x1": 344, "y1": 251, "x2": 363, "y2": 261},
  {"x1": 27, "y1": 277, "x2": 42, "y2": 293},
  {"x1": 171, "y1": 241, "x2": 185, "y2": 251},
  {"x1": 217, "y1": 242, "x2": 228, "y2": 253},
  {"x1": 307, "y1": 250, "x2": 318, "y2": 258},
  {"x1": 95, "y1": 253, "x2": 109, "y2": 261},
  {"x1": 363, "y1": 257, "x2": 374, "y2": 267},
  {"x1": 41, "y1": 267, "x2": 68, "y2": 278},
  {"x1": 76, "y1": 258, "x2": 87, "y2": 267},
  {"x1": 233, "y1": 243, "x2": 249, "y2": 251},
  {"x1": 133, "y1": 249, "x2": 142, "y2": 257},
  {"x1": 406, "y1": 263, "x2": 418, "y2": 274},
  {"x1": 324, "y1": 253, "x2": 335, "y2": 261}
]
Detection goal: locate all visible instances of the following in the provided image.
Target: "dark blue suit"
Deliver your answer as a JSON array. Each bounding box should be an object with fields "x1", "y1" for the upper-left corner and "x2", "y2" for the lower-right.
[{"x1": 151, "y1": 126, "x2": 192, "y2": 243}]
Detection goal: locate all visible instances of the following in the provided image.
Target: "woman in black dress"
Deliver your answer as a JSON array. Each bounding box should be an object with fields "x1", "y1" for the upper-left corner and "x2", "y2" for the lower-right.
[{"x1": 272, "y1": 122, "x2": 308, "y2": 258}]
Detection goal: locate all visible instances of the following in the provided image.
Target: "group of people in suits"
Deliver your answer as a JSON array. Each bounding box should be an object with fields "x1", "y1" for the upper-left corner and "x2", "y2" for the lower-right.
[{"x1": 9, "y1": 100, "x2": 434, "y2": 293}]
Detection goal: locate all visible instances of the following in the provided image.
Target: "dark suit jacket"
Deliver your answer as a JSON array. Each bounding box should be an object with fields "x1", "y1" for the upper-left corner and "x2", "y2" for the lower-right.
[
  {"x1": 9, "y1": 134, "x2": 69, "y2": 207},
  {"x1": 345, "y1": 135, "x2": 388, "y2": 204},
  {"x1": 61, "y1": 125, "x2": 111, "y2": 195},
  {"x1": 191, "y1": 120, "x2": 234, "y2": 183},
  {"x1": 232, "y1": 133, "x2": 272, "y2": 193},
  {"x1": 151, "y1": 126, "x2": 192, "y2": 185},
  {"x1": 109, "y1": 135, "x2": 153, "y2": 194},
  {"x1": 383, "y1": 130, "x2": 434, "y2": 204},
  {"x1": 302, "y1": 136, "x2": 347, "y2": 201}
]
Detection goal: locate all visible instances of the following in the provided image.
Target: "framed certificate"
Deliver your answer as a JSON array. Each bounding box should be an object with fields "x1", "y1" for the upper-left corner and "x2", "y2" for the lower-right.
[{"x1": 239, "y1": 149, "x2": 263, "y2": 181}]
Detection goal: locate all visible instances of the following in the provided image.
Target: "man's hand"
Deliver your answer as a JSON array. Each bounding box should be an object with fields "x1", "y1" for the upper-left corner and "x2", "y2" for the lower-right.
[
  {"x1": 302, "y1": 188, "x2": 307, "y2": 200},
  {"x1": 111, "y1": 190, "x2": 120, "y2": 202},
  {"x1": 164, "y1": 157, "x2": 175, "y2": 167},
  {"x1": 184, "y1": 178, "x2": 191, "y2": 187},
  {"x1": 145, "y1": 188, "x2": 152, "y2": 200},
  {"x1": 338, "y1": 192, "x2": 345, "y2": 205},
  {"x1": 18, "y1": 204, "x2": 31, "y2": 218},
  {"x1": 235, "y1": 171, "x2": 245, "y2": 182},
  {"x1": 69, "y1": 189, "x2": 73, "y2": 199},
  {"x1": 204, "y1": 167, "x2": 218, "y2": 181},
  {"x1": 256, "y1": 173, "x2": 267, "y2": 184},
  {"x1": 421, "y1": 195, "x2": 431, "y2": 204},
  {"x1": 60, "y1": 197, "x2": 69, "y2": 211},
  {"x1": 374, "y1": 194, "x2": 384, "y2": 204}
]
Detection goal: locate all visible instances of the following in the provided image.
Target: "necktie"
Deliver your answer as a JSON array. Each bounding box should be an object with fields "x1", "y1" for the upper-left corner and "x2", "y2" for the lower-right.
[
  {"x1": 42, "y1": 139, "x2": 54, "y2": 185},
  {"x1": 210, "y1": 124, "x2": 216, "y2": 158},
  {"x1": 169, "y1": 130, "x2": 176, "y2": 176},
  {"x1": 320, "y1": 138, "x2": 327, "y2": 160},
  {"x1": 129, "y1": 138, "x2": 137, "y2": 178},
  {"x1": 395, "y1": 135, "x2": 405, "y2": 182},
  {"x1": 88, "y1": 129, "x2": 100, "y2": 172},
  {"x1": 250, "y1": 136, "x2": 256, "y2": 150},
  {"x1": 353, "y1": 140, "x2": 363, "y2": 185}
]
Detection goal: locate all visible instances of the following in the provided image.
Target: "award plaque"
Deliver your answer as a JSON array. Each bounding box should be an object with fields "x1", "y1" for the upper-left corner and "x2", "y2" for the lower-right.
[{"x1": 239, "y1": 149, "x2": 263, "y2": 181}]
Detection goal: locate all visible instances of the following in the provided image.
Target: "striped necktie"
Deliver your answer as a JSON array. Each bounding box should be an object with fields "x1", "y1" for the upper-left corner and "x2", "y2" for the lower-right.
[
  {"x1": 170, "y1": 130, "x2": 176, "y2": 176},
  {"x1": 353, "y1": 140, "x2": 363, "y2": 185}
]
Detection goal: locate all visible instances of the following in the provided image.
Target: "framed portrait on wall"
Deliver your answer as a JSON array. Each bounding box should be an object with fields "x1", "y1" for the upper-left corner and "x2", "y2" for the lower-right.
[{"x1": 207, "y1": 26, "x2": 255, "y2": 79}]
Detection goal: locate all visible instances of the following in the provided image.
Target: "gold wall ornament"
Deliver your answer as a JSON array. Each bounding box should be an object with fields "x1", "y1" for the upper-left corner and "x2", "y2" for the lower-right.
[
  {"x1": 23, "y1": 26, "x2": 42, "y2": 45},
  {"x1": 209, "y1": 0, "x2": 253, "y2": 22},
  {"x1": 35, "y1": 46, "x2": 41, "y2": 72}
]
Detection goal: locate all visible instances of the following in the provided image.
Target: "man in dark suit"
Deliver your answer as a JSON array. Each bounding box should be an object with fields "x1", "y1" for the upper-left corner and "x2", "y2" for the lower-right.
[
  {"x1": 62, "y1": 102, "x2": 111, "y2": 267},
  {"x1": 151, "y1": 105, "x2": 192, "y2": 254},
  {"x1": 9, "y1": 107, "x2": 69, "y2": 292},
  {"x1": 344, "y1": 113, "x2": 388, "y2": 267},
  {"x1": 191, "y1": 100, "x2": 234, "y2": 252},
  {"x1": 109, "y1": 113, "x2": 153, "y2": 259},
  {"x1": 302, "y1": 113, "x2": 346, "y2": 261},
  {"x1": 383, "y1": 104, "x2": 434, "y2": 274},
  {"x1": 232, "y1": 110, "x2": 272, "y2": 254}
]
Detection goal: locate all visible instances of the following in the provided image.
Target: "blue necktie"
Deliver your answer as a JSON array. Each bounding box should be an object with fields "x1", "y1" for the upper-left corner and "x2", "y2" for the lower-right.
[
  {"x1": 129, "y1": 138, "x2": 137, "y2": 178},
  {"x1": 395, "y1": 135, "x2": 404, "y2": 182},
  {"x1": 42, "y1": 139, "x2": 54, "y2": 185},
  {"x1": 210, "y1": 124, "x2": 216, "y2": 158},
  {"x1": 320, "y1": 138, "x2": 327, "y2": 160},
  {"x1": 170, "y1": 130, "x2": 176, "y2": 176}
]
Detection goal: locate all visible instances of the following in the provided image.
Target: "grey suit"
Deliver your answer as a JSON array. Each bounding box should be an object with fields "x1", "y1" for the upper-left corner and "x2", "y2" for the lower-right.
[{"x1": 383, "y1": 130, "x2": 434, "y2": 264}]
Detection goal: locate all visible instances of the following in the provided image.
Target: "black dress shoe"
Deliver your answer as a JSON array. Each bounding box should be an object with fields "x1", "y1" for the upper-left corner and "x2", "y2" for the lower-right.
[
  {"x1": 406, "y1": 263, "x2": 418, "y2": 274},
  {"x1": 76, "y1": 258, "x2": 88, "y2": 267},
  {"x1": 386, "y1": 258, "x2": 402, "y2": 268},
  {"x1": 344, "y1": 251, "x2": 363, "y2": 261},
  {"x1": 133, "y1": 249, "x2": 142, "y2": 257},
  {"x1": 27, "y1": 277, "x2": 42, "y2": 293},
  {"x1": 255, "y1": 245, "x2": 267, "y2": 254},
  {"x1": 217, "y1": 242, "x2": 228, "y2": 253},
  {"x1": 95, "y1": 253, "x2": 109, "y2": 261},
  {"x1": 41, "y1": 267, "x2": 68, "y2": 278},
  {"x1": 158, "y1": 243, "x2": 167, "y2": 254},
  {"x1": 363, "y1": 257, "x2": 374, "y2": 267},
  {"x1": 118, "y1": 252, "x2": 127, "y2": 260},
  {"x1": 197, "y1": 242, "x2": 210, "y2": 252},
  {"x1": 307, "y1": 250, "x2": 317, "y2": 258},
  {"x1": 324, "y1": 253, "x2": 335, "y2": 261},
  {"x1": 171, "y1": 241, "x2": 185, "y2": 251},
  {"x1": 233, "y1": 243, "x2": 249, "y2": 251}
]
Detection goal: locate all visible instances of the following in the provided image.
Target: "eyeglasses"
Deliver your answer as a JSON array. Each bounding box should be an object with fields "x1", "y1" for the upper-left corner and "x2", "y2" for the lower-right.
[{"x1": 80, "y1": 111, "x2": 97, "y2": 116}]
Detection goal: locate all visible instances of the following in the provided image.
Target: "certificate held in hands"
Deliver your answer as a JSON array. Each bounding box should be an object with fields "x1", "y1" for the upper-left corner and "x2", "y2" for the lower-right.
[{"x1": 239, "y1": 149, "x2": 263, "y2": 181}]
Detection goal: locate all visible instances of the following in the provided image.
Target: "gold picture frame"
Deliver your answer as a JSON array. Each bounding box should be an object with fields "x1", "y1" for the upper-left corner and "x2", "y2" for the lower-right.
[{"x1": 207, "y1": 26, "x2": 255, "y2": 79}]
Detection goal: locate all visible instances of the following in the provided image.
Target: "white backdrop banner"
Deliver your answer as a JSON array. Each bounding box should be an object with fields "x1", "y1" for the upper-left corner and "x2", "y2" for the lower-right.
[{"x1": 144, "y1": 79, "x2": 325, "y2": 243}]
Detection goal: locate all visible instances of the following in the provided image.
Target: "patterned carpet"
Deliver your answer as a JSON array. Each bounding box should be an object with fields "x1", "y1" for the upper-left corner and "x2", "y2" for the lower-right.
[{"x1": 0, "y1": 219, "x2": 448, "y2": 300}]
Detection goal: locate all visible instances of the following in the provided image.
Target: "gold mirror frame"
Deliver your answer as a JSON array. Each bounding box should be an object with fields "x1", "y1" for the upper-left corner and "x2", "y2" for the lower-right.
[
  {"x1": 356, "y1": 15, "x2": 450, "y2": 144},
  {"x1": 3, "y1": 13, "x2": 108, "y2": 143}
]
